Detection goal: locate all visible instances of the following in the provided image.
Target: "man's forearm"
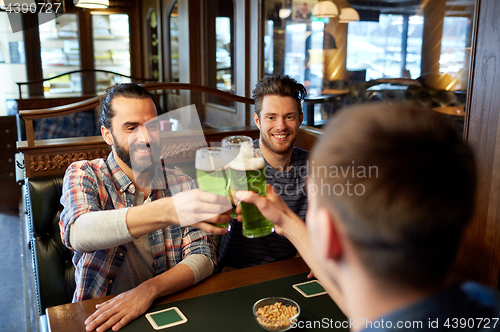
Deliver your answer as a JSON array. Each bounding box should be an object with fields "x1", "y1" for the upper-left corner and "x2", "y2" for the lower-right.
[
  {"x1": 142, "y1": 262, "x2": 197, "y2": 300},
  {"x1": 69, "y1": 198, "x2": 177, "y2": 252},
  {"x1": 282, "y1": 215, "x2": 316, "y2": 270},
  {"x1": 283, "y1": 215, "x2": 345, "y2": 313},
  {"x1": 125, "y1": 197, "x2": 177, "y2": 238}
]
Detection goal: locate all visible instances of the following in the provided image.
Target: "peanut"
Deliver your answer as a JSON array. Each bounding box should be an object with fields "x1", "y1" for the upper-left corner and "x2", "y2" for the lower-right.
[{"x1": 255, "y1": 301, "x2": 298, "y2": 330}]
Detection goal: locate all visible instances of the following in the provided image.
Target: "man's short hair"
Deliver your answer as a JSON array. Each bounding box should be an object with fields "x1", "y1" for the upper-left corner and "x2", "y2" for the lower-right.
[
  {"x1": 310, "y1": 102, "x2": 476, "y2": 290},
  {"x1": 252, "y1": 75, "x2": 307, "y2": 118},
  {"x1": 99, "y1": 83, "x2": 156, "y2": 130}
]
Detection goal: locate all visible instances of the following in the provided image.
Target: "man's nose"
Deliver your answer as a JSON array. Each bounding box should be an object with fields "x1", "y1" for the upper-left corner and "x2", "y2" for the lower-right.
[
  {"x1": 139, "y1": 125, "x2": 151, "y2": 146},
  {"x1": 276, "y1": 117, "x2": 287, "y2": 131}
]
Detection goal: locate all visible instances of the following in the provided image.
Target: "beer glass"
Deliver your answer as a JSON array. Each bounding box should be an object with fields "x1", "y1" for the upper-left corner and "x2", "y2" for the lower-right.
[
  {"x1": 222, "y1": 135, "x2": 253, "y2": 149},
  {"x1": 221, "y1": 135, "x2": 253, "y2": 218},
  {"x1": 195, "y1": 147, "x2": 231, "y2": 228},
  {"x1": 228, "y1": 144, "x2": 274, "y2": 238}
]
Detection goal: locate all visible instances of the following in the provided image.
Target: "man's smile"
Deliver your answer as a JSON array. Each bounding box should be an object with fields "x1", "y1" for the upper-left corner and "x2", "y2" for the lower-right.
[
  {"x1": 272, "y1": 133, "x2": 289, "y2": 141},
  {"x1": 133, "y1": 147, "x2": 151, "y2": 153}
]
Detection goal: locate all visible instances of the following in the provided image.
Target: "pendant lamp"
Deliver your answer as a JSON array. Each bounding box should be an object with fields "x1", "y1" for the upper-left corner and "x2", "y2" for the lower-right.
[
  {"x1": 312, "y1": 1, "x2": 339, "y2": 18},
  {"x1": 74, "y1": 0, "x2": 109, "y2": 9}
]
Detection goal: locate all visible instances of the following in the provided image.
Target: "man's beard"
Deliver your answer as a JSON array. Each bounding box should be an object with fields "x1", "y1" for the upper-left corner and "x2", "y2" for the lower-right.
[
  {"x1": 112, "y1": 134, "x2": 159, "y2": 173},
  {"x1": 114, "y1": 138, "x2": 133, "y2": 169},
  {"x1": 260, "y1": 132, "x2": 297, "y2": 155}
]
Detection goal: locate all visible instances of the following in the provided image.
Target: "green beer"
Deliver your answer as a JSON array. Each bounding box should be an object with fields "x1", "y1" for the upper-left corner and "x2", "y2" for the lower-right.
[
  {"x1": 221, "y1": 135, "x2": 253, "y2": 218},
  {"x1": 196, "y1": 168, "x2": 229, "y2": 197},
  {"x1": 195, "y1": 148, "x2": 230, "y2": 228},
  {"x1": 229, "y1": 147, "x2": 274, "y2": 238}
]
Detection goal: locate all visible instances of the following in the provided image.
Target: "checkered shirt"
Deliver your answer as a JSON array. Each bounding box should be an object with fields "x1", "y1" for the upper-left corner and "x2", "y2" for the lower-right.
[{"x1": 59, "y1": 152, "x2": 215, "y2": 302}]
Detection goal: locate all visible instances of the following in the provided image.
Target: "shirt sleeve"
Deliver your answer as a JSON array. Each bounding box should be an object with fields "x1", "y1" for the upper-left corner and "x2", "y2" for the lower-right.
[
  {"x1": 69, "y1": 209, "x2": 134, "y2": 253},
  {"x1": 180, "y1": 226, "x2": 216, "y2": 263},
  {"x1": 59, "y1": 161, "x2": 112, "y2": 251},
  {"x1": 178, "y1": 254, "x2": 215, "y2": 284}
]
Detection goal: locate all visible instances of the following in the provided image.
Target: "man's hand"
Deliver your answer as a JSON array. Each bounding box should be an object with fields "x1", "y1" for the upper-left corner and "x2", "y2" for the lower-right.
[
  {"x1": 85, "y1": 284, "x2": 154, "y2": 332},
  {"x1": 235, "y1": 185, "x2": 297, "y2": 237},
  {"x1": 127, "y1": 189, "x2": 232, "y2": 237},
  {"x1": 189, "y1": 220, "x2": 230, "y2": 235},
  {"x1": 171, "y1": 189, "x2": 231, "y2": 234}
]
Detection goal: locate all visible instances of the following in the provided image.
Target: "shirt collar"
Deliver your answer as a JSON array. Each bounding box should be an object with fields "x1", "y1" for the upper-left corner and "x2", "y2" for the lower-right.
[
  {"x1": 106, "y1": 152, "x2": 134, "y2": 193},
  {"x1": 106, "y1": 152, "x2": 168, "y2": 194},
  {"x1": 254, "y1": 138, "x2": 297, "y2": 171}
]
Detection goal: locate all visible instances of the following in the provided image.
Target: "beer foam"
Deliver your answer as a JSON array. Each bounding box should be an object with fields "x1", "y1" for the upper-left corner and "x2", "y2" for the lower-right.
[
  {"x1": 240, "y1": 142, "x2": 254, "y2": 158},
  {"x1": 229, "y1": 156, "x2": 265, "y2": 171},
  {"x1": 195, "y1": 157, "x2": 228, "y2": 172}
]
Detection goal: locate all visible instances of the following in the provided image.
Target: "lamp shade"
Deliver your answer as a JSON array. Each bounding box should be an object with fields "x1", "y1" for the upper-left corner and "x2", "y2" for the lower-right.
[
  {"x1": 279, "y1": 8, "x2": 292, "y2": 19},
  {"x1": 74, "y1": 0, "x2": 109, "y2": 8},
  {"x1": 312, "y1": 1, "x2": 339, "y2": 18},
  {"x1": 339, "y1": 7, "x2": 360, "y2": 23}
]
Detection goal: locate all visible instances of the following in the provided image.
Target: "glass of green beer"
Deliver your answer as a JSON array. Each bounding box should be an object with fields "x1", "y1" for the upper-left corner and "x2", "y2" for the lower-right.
[
  {"x1": 221, "y1": 135, "x2": 253, "y2": 218},
  {"x1": 195, "y1": 147, "x2": 231, "y2": 229},
  {"x1": 228, "y1": 143, "x2": 274, "y2": 238}
]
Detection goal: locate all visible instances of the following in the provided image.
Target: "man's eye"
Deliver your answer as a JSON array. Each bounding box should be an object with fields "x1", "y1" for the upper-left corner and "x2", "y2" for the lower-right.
[
  {"x1": 267, "y1": 117, "x2": 275, "y2": 120},
  {"x1": 148, "y1": 124, "x2": 159, "y2": 131}
]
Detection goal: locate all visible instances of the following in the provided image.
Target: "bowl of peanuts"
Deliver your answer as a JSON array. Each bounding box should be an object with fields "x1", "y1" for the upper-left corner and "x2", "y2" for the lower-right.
[{"x1": 252, "y1": 297, "x2": 300, "y2": 331}]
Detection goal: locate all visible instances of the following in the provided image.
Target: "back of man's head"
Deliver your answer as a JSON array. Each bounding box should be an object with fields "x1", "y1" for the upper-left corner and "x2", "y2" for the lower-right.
[
  {"x1": 310, "y1": 102, "x2": 476, "y2": 290},
  {"x1": 99, "y1": 83, "x2": 156, "y2": 130},
  {"x1": 252, "y1": 74, "x2": 307, "y2": 118}
]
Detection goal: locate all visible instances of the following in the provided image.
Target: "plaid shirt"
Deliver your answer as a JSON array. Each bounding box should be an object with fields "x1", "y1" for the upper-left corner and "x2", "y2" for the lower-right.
[{"x1": 60, "y1": 152, "x2": 215, "y2": 302}]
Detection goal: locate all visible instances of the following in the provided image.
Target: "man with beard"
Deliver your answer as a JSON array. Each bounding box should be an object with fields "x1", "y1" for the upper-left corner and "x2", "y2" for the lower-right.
[
  {"x1": 216, "y1": 75, "x2": 309, "y2": 272},
  {"x1": 59, "y1": 83, "x2": 230, "y2": 332}
]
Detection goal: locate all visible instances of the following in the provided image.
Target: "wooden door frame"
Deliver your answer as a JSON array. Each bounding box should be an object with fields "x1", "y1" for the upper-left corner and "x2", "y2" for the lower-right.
[{"x1": 455, "y1": 0, "x2": 500, "y2": 287}]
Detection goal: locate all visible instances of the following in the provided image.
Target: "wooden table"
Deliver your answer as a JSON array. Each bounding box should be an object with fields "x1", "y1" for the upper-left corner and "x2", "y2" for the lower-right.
[{"x1": 46, "y1": 257, "x2": 310, "y2": 332}]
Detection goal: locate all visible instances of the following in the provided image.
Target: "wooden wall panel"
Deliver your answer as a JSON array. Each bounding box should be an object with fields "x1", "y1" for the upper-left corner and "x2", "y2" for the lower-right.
[
  {"x1": 455, "y1": 0, "x2": 500, "y2": 287},
  {"x1": 22, "y1": 14, "x2": 43, "y2": 97}
]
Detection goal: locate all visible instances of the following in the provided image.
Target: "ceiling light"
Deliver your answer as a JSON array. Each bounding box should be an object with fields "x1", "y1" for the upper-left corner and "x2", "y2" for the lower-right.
[
  {"x1": 279, "y1": 8, "x2": 292, "y2": 19},
  {"x1": 312, "y1": 1, "x2": 339, "y2": 18},
  {"x1": 74, "y1": 0, "x2": 109, "y2": 9},
  {"x1": 339, "y1": 7, "x2": 360, "y2": 23}
]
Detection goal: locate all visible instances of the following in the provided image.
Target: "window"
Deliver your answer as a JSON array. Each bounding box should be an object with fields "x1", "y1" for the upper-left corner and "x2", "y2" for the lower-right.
[
  {"x1": 169, "y1": 2, "x2": 179, "y2": 82},
  {"x1": 346, "y1": 14, "x2": 423, "y2": 80},
  {"x1": 205, "y1": 0, "x2": 235, "y2": 106},
  {"x1": 262, "y1": 0, "x2": 474, "y2": 129},
  {"x1": 215, "y1": 16, "x2": 233, "y2": 92},
  {"x1": 92, "y1": 13, "x2": 131, "y2": 93},
  {"x1": 39, "y1": 14, "x2": 81, "y2": 96},
  {"x1": 0, "y1": 12, "x2": 26, "y2": 115}
]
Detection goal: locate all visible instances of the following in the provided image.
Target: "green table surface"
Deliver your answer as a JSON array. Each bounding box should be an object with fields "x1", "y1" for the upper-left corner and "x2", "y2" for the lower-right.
[{"x1": 119, "y1": 272, "x2": 347, "y2": 331}]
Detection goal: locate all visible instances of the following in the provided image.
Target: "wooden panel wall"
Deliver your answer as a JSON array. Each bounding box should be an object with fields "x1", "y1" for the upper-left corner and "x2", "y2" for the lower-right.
[
  {"x1": 0, "y1": 116, "x2": 22, "y2": 214},
  {"x1": 455, "y1": 0, "x2": 500, "y2": 287}
]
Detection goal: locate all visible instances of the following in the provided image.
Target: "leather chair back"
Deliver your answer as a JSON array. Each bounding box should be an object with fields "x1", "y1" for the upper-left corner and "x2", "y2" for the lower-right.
[{"x1": 26, "y1": 174, "x2": 75, "y2": 315}]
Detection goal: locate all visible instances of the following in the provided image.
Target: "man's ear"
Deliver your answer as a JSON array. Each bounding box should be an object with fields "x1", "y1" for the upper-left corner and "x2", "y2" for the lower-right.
[
  {"x1": 101, "y1": 126, "x2": 114, "y2": 146},
  {"x1": 299, "y1": 111, "x2": 304, "y2": 125},
  {"x1": 317, "y1": 207, "x2": 342, "y2": 260},
  {"x1": 254, "y1": 112, "x2": 261, "y2": 130}
]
